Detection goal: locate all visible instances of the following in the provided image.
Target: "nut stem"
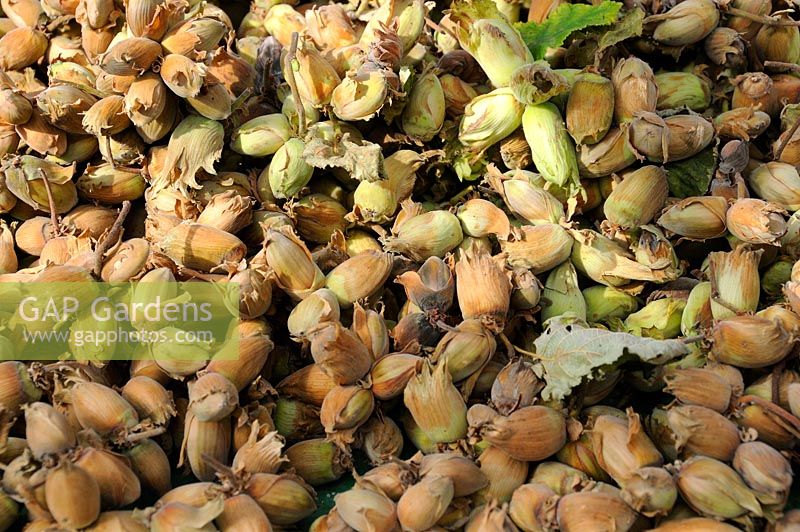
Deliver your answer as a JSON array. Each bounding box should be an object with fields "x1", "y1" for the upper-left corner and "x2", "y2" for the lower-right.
[
  {"x1": 93, "y1": 200, "x2": 132, "y2": 277},
  {"x1": 726, "y1": 7, "x2": 800, "y2": 26},
  {"x1": 776, "y1": 116, "x2": 800, "y2": 159},
  {"x1": 38, "y1": 168, "x2": 61, "y2": 237},
  {"x1": 286, "y1": 32, "x2": 306, "y2": 137}
]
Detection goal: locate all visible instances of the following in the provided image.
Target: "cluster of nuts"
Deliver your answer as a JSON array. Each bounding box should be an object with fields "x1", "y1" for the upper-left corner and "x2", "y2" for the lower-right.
[{"x1": 0, "y1": 0, "x2": 799, "y2": 530}]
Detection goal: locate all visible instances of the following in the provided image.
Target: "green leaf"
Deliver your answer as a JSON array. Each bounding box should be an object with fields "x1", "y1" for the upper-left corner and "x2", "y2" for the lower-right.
[
  {"x1": 665, "y1": 145, "x2": 717, "y2": 198},
  {"x1": 532, "y1": 317, "x2": 689, "y2": 401},
  {"x1": 516, "y1": 1, "x2": 622, "y2": 59},
  {"x1": 596, "y1": 7, "x2": 645, "y2": 54}
]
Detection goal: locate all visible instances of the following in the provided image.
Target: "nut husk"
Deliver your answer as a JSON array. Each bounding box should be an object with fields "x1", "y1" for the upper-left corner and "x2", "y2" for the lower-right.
[
  {"x1": 404, "y1": 361, "x2": 468, "y2": 445},
  {"x1": 667, "y1": 405, "x2": 740, "y2": 461},
  {"x1": 474, "y1": 406, "x2": 566, "y2": 462},
  {"x1": 676, "y1": 455, "x2": 762, "y2": 519},
  {"x1": 591, "y1": 409, "x2": 663, "y2": 484},
  {"x1": 556, "y1": 490, "x2": 638, "y2": 532}
]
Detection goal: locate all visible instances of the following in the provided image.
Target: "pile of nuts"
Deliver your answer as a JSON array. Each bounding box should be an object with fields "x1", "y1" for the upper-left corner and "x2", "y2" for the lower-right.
[{"x1": 0, "y1": 0, "x2": 799, "y2": 529}]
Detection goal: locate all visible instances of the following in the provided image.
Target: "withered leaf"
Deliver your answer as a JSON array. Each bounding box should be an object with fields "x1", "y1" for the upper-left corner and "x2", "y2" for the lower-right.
[
  {"x1": 532, "y1": 317, "x2": 689, "y2": 401},
  {"x1": 303, "y1": 134, "x2": 385, "y2": 183}
]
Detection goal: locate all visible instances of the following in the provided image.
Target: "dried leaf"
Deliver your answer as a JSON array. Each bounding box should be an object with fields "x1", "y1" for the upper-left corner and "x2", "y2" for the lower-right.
[
  {"x1": 596, "y1": 7, "x2": 645, "y2": 54},
  {"x1": 303, "y1": 134, "x2": 385, "y2": 182},
  {"x1": 532, "y1": 317, "x2": 689, "y2": 401}
]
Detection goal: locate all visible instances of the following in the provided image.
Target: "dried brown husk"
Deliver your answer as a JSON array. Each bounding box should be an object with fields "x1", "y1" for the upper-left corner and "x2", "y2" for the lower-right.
[
  {"x1": 631, "y1": 112, "x2": 714, "y2": 163},
  {"x1": 732, "y1": 72, "x2": 780, "y2": 116},
  {"x1": 39, "y1": 233, "x2": 92, "y2": 266},
  {"x1": 35, "y1": 85, "x2": 96, "y2": 135},
  {"x1": 490, "y1": 358, "x2": 543, "y2": 416},
  {"x1": 508, "y1": 482, "x2": 558, "y2": 531},
  {"x1": 555, "y1": 433, "x2": 610, "y2": 483},
  {"x1": 233, "y1": 424, "x2": 287, "y2": 475},
  {"x1": 395, "y1": 255, "x2": 455, "y2": 313},
  {"x1": 725, "y1": 198, "x2": 787, "y2": 245},
  {"x1": 82, "y1": 95, "x2": 130, "y2": 136},
  {"x1": 714, "y1": 107, "x2": 771, "y2": 141},
  {"x1": 433, "y1": 318, "x2": 497, "y2": 383},
  {"x1": 455, "y1": 243, "x2": 511, "y2": 330},
  {"x1": 578, "y1": 125, "x2": 639, "y2": 178},
  {"x1": 370, "y1": 353, "x2": 423, "y2": 401},
  {"x1": 359, "y1": 415, "x2": 403, "y2": 464},
  {"x1": 195, "y1": 189, "x2": 253, "y2": 235},
  {"x1": 188, "y1": 371, "x2": 239, "y2": 423}
]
